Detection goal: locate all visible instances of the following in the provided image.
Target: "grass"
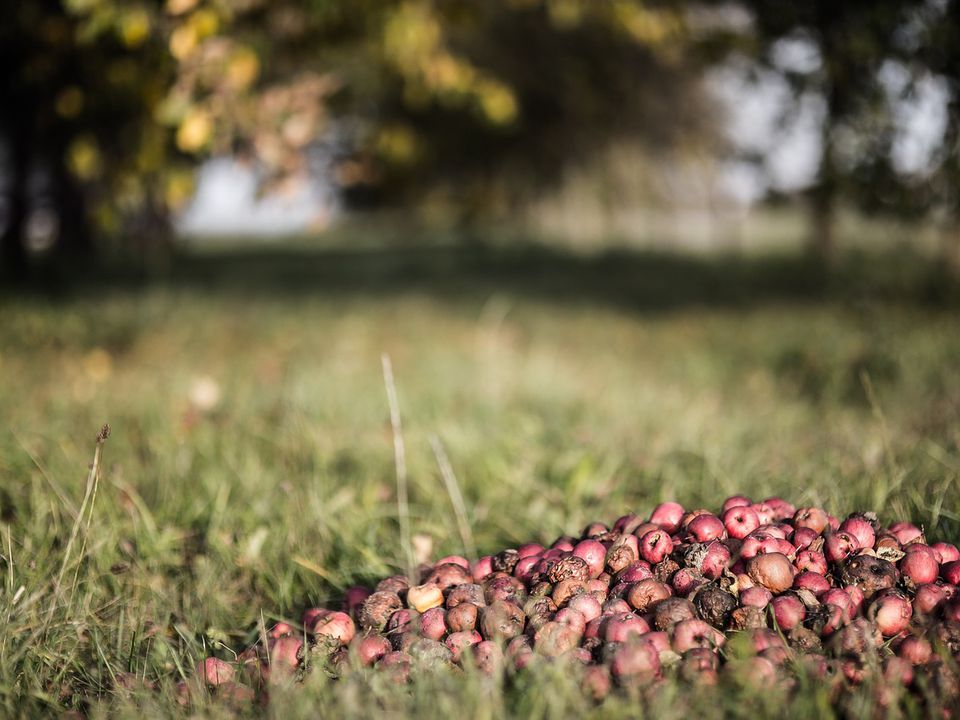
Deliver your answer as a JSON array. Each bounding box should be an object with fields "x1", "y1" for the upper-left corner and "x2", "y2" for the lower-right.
[{"x1": 0, "y1": 238, "x2": 959, "y2": 717}]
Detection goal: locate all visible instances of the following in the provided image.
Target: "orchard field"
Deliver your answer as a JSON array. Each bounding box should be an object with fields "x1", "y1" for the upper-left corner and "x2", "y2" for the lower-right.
[{"x1": 1, "y1": 240, "x2": 959, "y2": 718}]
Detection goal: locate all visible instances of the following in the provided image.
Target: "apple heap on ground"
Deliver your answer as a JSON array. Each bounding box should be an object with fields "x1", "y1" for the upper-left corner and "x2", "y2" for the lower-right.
[{"x1": 183, "y1": 497, "x2": 960, "y2": 709}]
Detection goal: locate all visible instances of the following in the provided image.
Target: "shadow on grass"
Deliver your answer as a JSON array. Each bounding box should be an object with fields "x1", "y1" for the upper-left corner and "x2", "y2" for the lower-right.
[{"x1": 5, "y1": 238, "x2": 959, "y2": 311}]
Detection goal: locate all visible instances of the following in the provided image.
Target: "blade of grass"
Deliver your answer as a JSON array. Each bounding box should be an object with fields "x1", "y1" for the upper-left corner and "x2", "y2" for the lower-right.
[
  {"x1": 381, "y1": 354, "x2": 414, "y2": 582},
  {"x1": 65, "y1": 424, "x2": 111, "y2": 616},
  {"x1": 428, "y1": 434, "x2": 477, "y2": 561}
]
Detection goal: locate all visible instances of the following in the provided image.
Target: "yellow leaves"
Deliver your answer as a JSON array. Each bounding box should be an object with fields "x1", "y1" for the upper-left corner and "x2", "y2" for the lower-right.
[
  {"x1": 384, "y1": 2, "x2": 520, "y2": 126},
  {"x1": 67, "y1": 136, "x2": 102, "y2": 180},
  {"x1": 176, "y1": 108, "x2": 212, "y2": 152},
  {"x1": 118, "y1": 8, "x2": 151, "y2": 48},
  {"x1": 190, "y1": 8, "x2": 219, "y2": 39},
  {"x1": 166, "y1": 0, "x2": 199, "y2": 16},
  {"x1": 425, "y1": 53, "x2": 475, "y2": 98},
  {"x1": 169, "y1": 24, "x2": 197, "y2": 59},
  {"x1": 383, "y1": 2, "x2": 443, "y2": 74},
  {"x1": 225, "y1": 47, "x2": 260, "y2": 90},
  {"x1": 164, "y1": 170, "x2": 195, "y2": 210},
  {"x1": 169, "y1": 9, "x2": 219, "y2": 59},
  {"x1": 155, "y1": 89, "x2": 191, "y2": 125},
  {"x1": 376, "y1": 125, "x2": 419, "y2": 165},
  {"x1": 55, "y1": 87, "x2": 85, "y2": 119},
  {"x1": 476, "y1": 80, "x2": 518, "y2": 126},
  {"x1": 611, "y1": 1, "x2": 682, "y2": 48}
]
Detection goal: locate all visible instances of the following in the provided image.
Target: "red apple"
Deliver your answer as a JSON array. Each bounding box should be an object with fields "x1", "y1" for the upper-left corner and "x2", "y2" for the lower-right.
[
  {"x1": 471, "y1": 556, "x2": 494, "y2": 583},
  {"x1": 615, "y1": 561, "x2": 653, "y2": 583},
  {"x1": 722, "y1": 506, "x2": 760, "y2": 540},
  {"x1": 418, "y1": 607, "x2": 448, "y2": 640},
  {"x1": 196, "y1": 657, "x2": 235, "y2": 687},
  {"x1": 839, "y1": 517, "x2": 876, "y2": 551},
  {"x1": 913, "y1": 583, "x2": 948, "y2": 615},
  {"x1": 687, "y1": 514, "x2": 726, "y2": 542},
  {"x1": 751, "y1": 504, "x2": 776, "y2": 526},
  {"x1": 888, "y1": 522, "x2": 923, "y2": 545},
  {"x1": 302, "y1": 607, "x2": 331, "y2": 629},
  {"x1": 700, "y1": 542, "x2": 732, "y2": 580},
  {"x1": 941, "y1": 560, "x2": 960, "y2": 585},
  {"x1": 672, "y1": 618, "x2": 725, "y2": 653},
  {"x1": 638, "y1": 529, "x2": 672, "y2": 564},
  {"x1": 602, "y1": 613, "x2": 650, "y2": 642},
  {"x1": 353, "y1": 634, "x2": 392, "y2": 666},
  {"x1": 869, "y1": 592, "x2": 912, "y2": 636},
  {"x1": 793, "y1": 507, "x2": 829, "y2": 534},
  {"x1": 573, "y1": 539, "x2": 607, "y2": 579},
  {"x1": 896, "y1": 635, "x2": 932, "y2": 665},
  {"x1": 268, "y1": 622, "x2": 294, "y2": 639},
  {"x1": 899, "y1": 545, "x2": 940, "y2": 587},
  {"x1": 793, "y1": 571, "x2": 831, "y2": 597},
  {"x1": 824, "y1": 532, "x2": 860, "y2": 563},
  {"x1": 739, "y1": 586, "x2": 773, "y2": 609},
  {"x1": 763, "y1": 497, "x2": 797, "y2": 521},
  {"x1": 313, "y1": 611, "x2": 356, "y2": 645},
  {"x1": 568, "y1": 593, "x2": 603, "y2": 623},
  {"x1": 932, "y1": 542, "x2": 960, "y2": 564},
  {"x1": 795, "y1": 550, "x2": 828, "y2": 575},
  {"x1": 610, "y1": 640, "x2": 661, "y2": 681},
  {"x1": 722, "y1": 495, "x2": 752, "y2": 512},
  {"x1": 672, "y1": 568, "x2": 706, "y2": 597},
  {"x1": 791, "y1": 527, "x2": 819, "y2": 551},
  {"x1": 821, "y1": 589, "x2": 854, "y2": 617},
  {"x1": 649, "y1": 502, "x2": 685, "y2": 533},
  {"x1": 771, "y1": 594, "x2": 806, "y2": 630},
  {"x1": 445, "y1": 630, "x2": 482, "y2": 662}
]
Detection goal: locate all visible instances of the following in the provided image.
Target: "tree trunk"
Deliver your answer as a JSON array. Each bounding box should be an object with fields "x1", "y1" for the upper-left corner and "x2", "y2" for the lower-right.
[
  {"x1": 810, "y1": 24, "x2": 843, "y2": 264},
  {"x1": 1, "y1": 127, "x2": 30, "y2": 280},
  {"x1": 943, "y1": 222, "x2": 960, "y2": 278},
  {"x1": 51, "y1": 146, "x2": 93, "y2": 261},
  {"x1": 810, "y1": 188, "x2": 835, "y2": 261}
]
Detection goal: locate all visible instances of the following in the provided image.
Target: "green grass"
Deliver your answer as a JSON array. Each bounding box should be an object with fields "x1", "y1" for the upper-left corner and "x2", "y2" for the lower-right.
[{"x1": 1, "y1": 241, "x2": 959, "y2": 717}]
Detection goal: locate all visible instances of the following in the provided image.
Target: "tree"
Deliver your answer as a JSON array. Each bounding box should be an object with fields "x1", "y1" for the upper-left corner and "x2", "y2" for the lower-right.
[
  {"x1": 157, "y1": 0, "x2": 716, "y2": 220},
  {"x1": 2, "y1": 0, "x2": 719, "y2": 279},
  {"x1": 0, "y1": 0, "x2": 178, "y2": 278},
  {"x1": 9, "y1": 0, "x2": 956, "y2": 276},
  {"x1": 741, "y1": 0, "x2": 924, "y2": 258},
  {"x1": 912, "y1": 0, "x2": 960, "y2": 268}
]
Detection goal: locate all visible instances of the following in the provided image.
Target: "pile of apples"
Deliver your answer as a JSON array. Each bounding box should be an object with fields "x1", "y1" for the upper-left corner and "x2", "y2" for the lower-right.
[{"x1": 187, "y1": 497, "x2": 960, "y2": 709}]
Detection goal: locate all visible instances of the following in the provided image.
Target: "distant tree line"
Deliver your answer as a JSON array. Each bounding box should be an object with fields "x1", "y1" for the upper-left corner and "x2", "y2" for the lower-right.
[{"x1": 2, "y1": 0, "x2": 959, "y2": 279}]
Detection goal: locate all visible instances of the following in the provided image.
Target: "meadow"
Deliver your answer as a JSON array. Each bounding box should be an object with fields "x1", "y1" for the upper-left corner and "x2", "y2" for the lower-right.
[{"x1": 1, "y1": 239, "x2": 958, "y2": 717}]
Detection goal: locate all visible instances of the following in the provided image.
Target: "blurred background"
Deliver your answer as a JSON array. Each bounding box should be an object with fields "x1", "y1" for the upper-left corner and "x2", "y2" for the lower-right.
[{"x1": 2, "y1": 0, "x2": 960, "y2": 273}]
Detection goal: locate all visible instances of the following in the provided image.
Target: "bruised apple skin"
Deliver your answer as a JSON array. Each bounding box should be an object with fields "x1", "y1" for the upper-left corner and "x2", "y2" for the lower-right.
[
  {"x1": 839, "y1": 555, "x2": 899, "y2": 598},
  {"x1": 746, "y1": 553, "x2": 795, "y2": 594},
  {"x1": 359, "y1": 591, "x2": 404, "y2": 632},
  {"x1": 191, "y1": 496, "x2": 960, "y2": 710}
]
